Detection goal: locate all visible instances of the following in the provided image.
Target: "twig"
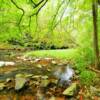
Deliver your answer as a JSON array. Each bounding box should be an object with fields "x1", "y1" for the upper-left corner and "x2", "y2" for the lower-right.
[{"x1": 89, "y1": 67, "x2": 100, "y2": 73}]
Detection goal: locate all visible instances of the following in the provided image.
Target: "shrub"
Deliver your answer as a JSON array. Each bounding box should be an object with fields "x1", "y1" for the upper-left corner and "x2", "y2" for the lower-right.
[{"x1": 79, "y1": 70, "x2": 96, "y2": 86}]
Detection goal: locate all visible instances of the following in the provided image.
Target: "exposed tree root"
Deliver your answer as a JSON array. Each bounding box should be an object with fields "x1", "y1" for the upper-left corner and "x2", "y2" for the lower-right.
[{"x1": 89, "y1": 67, "x2": 100, "y2": 74}]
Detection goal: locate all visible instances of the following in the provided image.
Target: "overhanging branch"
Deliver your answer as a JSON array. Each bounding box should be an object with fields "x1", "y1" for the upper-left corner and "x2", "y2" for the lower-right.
[
  {"x1": 49, "y1": 0, "x2": 65, "y2": 31},
  {"x1": 11, "y1": 0, "x2": 25, "y2": 25},
  {"x1": 29, "y1": 0, "x2": 48, "y2": 30},
  {"x1": 30, "y1": 0, "x2": 45, "y2": 8}
]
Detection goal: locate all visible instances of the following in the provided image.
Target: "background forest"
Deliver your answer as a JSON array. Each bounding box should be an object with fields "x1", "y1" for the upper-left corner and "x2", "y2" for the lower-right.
[
  {"x1": 0, "y1": 0, "x2": 100, "y2": 99},
  {"x1": 0, "y1": 0, "x2": 94, "y2": 49}
]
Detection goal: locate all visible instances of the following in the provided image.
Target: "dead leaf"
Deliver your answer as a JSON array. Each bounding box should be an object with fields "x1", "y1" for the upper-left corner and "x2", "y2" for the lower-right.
[
  {"x1": 0, "y1": 83, "x2": 5, "y2": 91},
  {"x1": 15, "y1": 74, "x2": 27, "y2": 90},
  {"x1": 63, "y1": 82, "x2": 77, "y2": 96},
  {"x1": 41, "y1": 79, "x2": 50, "y2": 87}
]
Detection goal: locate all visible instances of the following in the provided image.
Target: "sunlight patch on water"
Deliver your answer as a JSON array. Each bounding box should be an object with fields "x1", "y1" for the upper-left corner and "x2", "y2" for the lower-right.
[{"x1": 0, "y1": 61, "x2": 15, "y2": 67}]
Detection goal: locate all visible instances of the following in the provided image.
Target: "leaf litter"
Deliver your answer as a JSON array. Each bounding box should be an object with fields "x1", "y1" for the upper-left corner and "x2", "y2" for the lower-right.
[{"x1": 0, "y1": 55, "x2": 99, "y2": 100}]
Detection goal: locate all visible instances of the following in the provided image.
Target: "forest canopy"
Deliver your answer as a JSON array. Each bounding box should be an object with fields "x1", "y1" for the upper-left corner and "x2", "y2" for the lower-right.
[{"x1": 0, "y1": 0, "x2": 95, "y2": 49}]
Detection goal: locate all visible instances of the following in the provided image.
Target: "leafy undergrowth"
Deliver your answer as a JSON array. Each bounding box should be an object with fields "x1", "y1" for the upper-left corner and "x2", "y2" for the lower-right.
[
  {"x1": 0, "y1": 43, "x2": 14, "y2": 49},
  {"x1": 24, "y1": 49, "x2": 78, "y2": 60}
]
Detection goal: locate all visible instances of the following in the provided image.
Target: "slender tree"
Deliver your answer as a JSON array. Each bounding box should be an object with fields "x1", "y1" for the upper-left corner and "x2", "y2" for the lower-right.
[{"x1": 92, "y1": 0, "x2": 100, "y2": 69}]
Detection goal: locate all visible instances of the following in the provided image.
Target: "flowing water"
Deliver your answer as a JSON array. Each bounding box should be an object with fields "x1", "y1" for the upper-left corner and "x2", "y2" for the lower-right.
[{"x1": 0, "y1": 50, "x2": 76, "y2": 100}]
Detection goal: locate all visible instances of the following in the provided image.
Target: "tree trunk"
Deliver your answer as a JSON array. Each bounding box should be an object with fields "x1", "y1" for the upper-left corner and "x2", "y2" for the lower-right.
[{"x1": 92, "y1": 0, "x2": 100, "y2": 69}]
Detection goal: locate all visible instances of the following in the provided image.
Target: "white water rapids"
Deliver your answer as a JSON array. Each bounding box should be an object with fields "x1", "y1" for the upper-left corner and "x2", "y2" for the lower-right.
[{"x1": 54, "y1": 65, "x2": 74, "y2": 84}]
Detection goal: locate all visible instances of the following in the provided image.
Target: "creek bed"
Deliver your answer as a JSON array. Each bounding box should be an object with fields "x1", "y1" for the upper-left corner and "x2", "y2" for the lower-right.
[{"x1": 0, "y1": 50, "x2": 80, "y2": 100}]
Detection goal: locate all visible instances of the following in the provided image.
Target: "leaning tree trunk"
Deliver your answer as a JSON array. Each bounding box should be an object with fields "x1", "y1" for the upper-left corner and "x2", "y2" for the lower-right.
[{"x1": 92, "y1": 0, "x2": 100, "y2": 69}]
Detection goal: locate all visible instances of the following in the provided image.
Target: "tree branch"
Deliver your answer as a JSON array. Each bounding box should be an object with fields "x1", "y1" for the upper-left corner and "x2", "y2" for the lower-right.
[
  {"x1": 10, "y1": 0, "x2": 25, "y2": 25},
  {"x1": 49, "y1": 0, "x2": 65, "y2": 31},
  {"x1": 30, "y1": 0, "x2": 45, "y2": 8},
  {"x1": 49, "y1": 0, "x2": 71, "y2": 32},
  {"x1": 29, "y1": 0, "x2": 48, "y2": 31}
]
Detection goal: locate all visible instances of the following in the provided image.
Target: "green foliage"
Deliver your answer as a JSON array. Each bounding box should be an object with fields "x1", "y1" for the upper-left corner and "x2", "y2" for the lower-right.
[
  {"x1": 25, "y1": 49, "x2": 78, "y2": 59},
  {"x1": 80, "y1": 70, "x2": 96, "y2": 86},
  {"x1": 1, "y1": 0, "x2": 90, "y2": 48},
  {"x1": 74, "y1": 50, "x2": 95, "y2": 85},
  {"x1": 74, "y1": 56, "x2": 87, "y2": 73}
]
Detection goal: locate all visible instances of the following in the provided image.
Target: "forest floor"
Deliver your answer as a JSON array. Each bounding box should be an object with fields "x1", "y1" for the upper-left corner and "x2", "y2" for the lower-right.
[{"x1": 0, "y1": 48, "x2": 100, "y2": 100}]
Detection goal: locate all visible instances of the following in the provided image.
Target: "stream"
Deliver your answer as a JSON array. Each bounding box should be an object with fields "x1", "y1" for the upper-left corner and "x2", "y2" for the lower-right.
[
  {"x1": 0, "y1": 50, "x2": 100, "y2": 100},
  {"x1": 0, "y1": 50, "x2": 55, "y2": 81},
  {"x1": 0, "y1": 49, "x2": 77, "y2": 100}
]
